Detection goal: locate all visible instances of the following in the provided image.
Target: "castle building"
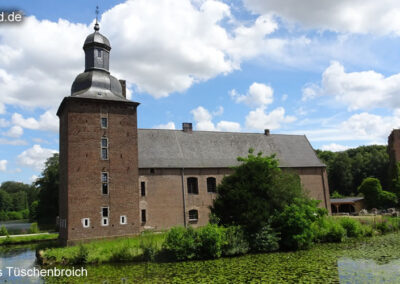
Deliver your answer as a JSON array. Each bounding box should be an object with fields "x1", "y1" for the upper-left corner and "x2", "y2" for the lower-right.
[{"x1": 57, "y1": 24, "x2": 330, "y2": 245}]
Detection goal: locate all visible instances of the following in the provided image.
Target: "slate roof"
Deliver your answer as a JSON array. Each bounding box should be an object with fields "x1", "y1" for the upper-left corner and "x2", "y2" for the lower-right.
[
  {"x1": 330, "y1": 197, "x2": 364, "y2": 204},
  {"x1": 137, "y1": 129, "x2": 325, "y2": 169}
]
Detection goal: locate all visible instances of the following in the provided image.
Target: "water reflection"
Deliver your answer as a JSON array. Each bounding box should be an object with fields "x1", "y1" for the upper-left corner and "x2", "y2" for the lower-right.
[
  {"x1": 0, "y1": 246, "x2": 42, "y2": 283},
  {"x1": 0, "y1": 221, "x2": 32, "y2": 235},
  {"x1": 338, "y1": 257, "x2": 400, "y2": 283}
]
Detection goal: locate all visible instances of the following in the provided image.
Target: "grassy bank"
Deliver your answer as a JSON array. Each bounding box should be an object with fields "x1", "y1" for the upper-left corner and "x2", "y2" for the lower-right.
[
  {"x1": 43, "y1": 232, "x2": 400, "y2": 283},
  {"x1": 40, "y1": 232, "x2": 165, "y2": 265},
  {"x1": 0, "y1": 233, "x2": 58, "y2": 245}
]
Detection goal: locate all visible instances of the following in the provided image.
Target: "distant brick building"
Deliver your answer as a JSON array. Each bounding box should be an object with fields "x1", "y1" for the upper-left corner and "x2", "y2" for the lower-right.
[{"x1": 57, "y1": 24, "x2": 331, "y2": 245}]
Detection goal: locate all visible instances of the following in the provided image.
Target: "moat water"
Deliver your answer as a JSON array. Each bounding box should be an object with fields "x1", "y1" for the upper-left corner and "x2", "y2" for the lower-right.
[{"x1": 1, "y1": 233, "x2": 400, "y2": 283}]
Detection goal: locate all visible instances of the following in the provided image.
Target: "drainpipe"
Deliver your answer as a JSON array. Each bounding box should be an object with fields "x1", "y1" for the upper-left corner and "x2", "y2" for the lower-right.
[
  {"x1": 321, "y1": 168, "x2": 329, "y2": 212},
  {"x1": 181, "y1": 168, "x2": 187, "y2": 228}
]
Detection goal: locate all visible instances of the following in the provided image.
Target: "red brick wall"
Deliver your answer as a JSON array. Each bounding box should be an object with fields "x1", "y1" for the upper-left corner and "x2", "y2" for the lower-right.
[{"x1": 58, "y1": 98, "x2": 140, "y2": 245}]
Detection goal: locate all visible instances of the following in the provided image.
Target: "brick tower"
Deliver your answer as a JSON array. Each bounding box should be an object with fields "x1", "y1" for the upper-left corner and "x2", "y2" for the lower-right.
[{"x1": 57, "y1": 21, "x2": 140, "y2": 245}]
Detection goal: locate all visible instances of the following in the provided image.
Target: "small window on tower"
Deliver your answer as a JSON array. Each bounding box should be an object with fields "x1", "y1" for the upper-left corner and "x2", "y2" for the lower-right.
[
  {"x1": 97, "y1": 49, "x2": 102, "y2": 57},
  {"x1": 82, "y1": 218, "x2": 90, "y2": 228},
  {"x1": 141, "y1": 181, "x2": 146, "y2": 196},
  {"x1": 141, "y1": 209, "x2": 146, "y2": 223},
  {"x1": 102, "y1": 172, "x2": 109, "y2": 195},
  {"x1": 101, "y1": 138, "x2": 108, "y2": 160},
  {"x1": 101, "y1": 117, "x2": 108, "y2": 128},
  {"x1": 120, "y1": 215, "x2": 127, "y2": 225},
  {"x1": 102, "y1": 207, "x2": 109, "y2": 217}
]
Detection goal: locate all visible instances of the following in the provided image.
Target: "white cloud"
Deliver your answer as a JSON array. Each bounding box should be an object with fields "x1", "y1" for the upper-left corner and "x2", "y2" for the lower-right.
[
  {"x1": 153, "y1": 122, "x2": 176, "y2": 129},
  {"x1": 212, "y1": 106, "x2": 224, "y2": 116},
  {"x1": 230, "y1": 82, "x2": 274, "y2": 108},
  {"x1": 216, "y1": 121, "x2": 241, "y2": 132},
  {"x1": 320, "y1": 143, "x2": 350, "y2": 152},
  {"x1": 3, "y1": 126, "x2": 23, "y2": 138},
  {"x1": 191, "y1": 106, "x2": 241, "y2": 131},
  {"x1": 0, "y1": 0, "x2": 286, "y2": 107},
  {"x1": 245, "y1": 107, "x2": 296, "y2": 130},
  {"x1": 0, "y1": 103, "x2": 5, "y2": 114},
  {"x1": 30, "y1": 175, "x2": 38, "y2": 183},
  {"x1": 303, "y1": 61, "x2": 400, "y2": 110},
  {"x1": 0, "y1": 138, "x2": 27, "y2": 145},
  {"x1": 12, "y1": 111, "x2": 58, "y2": 132},
  {"x1": 291, "y1": 109, "x2": 400, "y2": 144},
  {"x1": 17, "y1": 144, "x2": 58, "y2": 171},
  {"x1": 0, "y1": 118, "x2": 9, "y2": 128},
  {"x1": 244, "y1": 0, "x2": 400, "y2": 35},
  {"x1": 0, "y1": 17, "x2": 88, "y2": 110},
  {"x1": 0, "y1": 160, "x2": 7, "y2": 172}
]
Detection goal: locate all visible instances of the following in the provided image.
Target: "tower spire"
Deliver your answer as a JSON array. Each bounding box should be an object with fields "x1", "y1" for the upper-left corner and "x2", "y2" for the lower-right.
[{"x1": 94, "y1": 5, "x2": 100, "y2": 31}]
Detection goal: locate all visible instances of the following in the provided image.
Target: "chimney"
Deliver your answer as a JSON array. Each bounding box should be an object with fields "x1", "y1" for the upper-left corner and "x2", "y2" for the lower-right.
[
  {"x1": 264, "y1": 129, "x2": 270, "y2": 136},
  {"x1": 182, "y1": 122, "x2": 193, "y2": 133},
  {"x1": 119, "y1": 80, "x2": 126, "y2": 98}
]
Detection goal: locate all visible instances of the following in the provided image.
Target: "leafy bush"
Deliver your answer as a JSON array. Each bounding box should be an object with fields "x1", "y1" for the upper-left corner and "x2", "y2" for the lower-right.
[
  {"x1": 222, "y1": 226, "x2": 249, "y2": 256},
  {"x1": 197, "y1": 224, "x2": 225, "y2": 259},
  {"x1": 250, "y1": 224, "x2": 280, "y2": 252},
  {"x1": 376, "y1": 220, "x2": 391, "y2": 234},
  {"x1": 71, "y1": 244, "x2": 89, "y2": 265},
  {"x1": 272, "y1": 199, "x2": 321, "y2": 250},
  {"x1": 7, "y1": 211, "x2": 22, "y2": 220},
  {"x1": 111, "y1": 244, "x2": 137, "y2": 262},
  {"x1": 29, "y1": 222, "x2": 39, "y2": 234},
  {"x1": 21, "y1": 209, "x2": 29, "y2": 219},
  {"x1": 361, "y1": 224, "x2": 375, "y2": 237},
  {"x1": 0, "y1": 211, "x2": 8, "y2": 221},
  {"x1": 339, "y1": 218, "x2": 363, "y2": 238},
  {"x1": 163, "y1": 226, "x2": 198, "y2": 261},
  {"x1": 379, "y1": 191, "x2": 397, "y2": 208},
  {"x1": 358, "y1": 177, "x2": 398, "y2": 209},
  {"x1": 0, "y1": 225, "x2": 8, "y2": 236},
  {"x1": 313, "y1": 217, "x2": 346, "y2": 243},
  {"x1": 140, "y1": 231, "x2": 158, "y2": 261}
]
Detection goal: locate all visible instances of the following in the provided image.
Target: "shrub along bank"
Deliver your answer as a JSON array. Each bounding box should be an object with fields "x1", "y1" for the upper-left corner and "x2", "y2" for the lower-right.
[{"x1": 39, "y1": 216, "x2": 400, "y2": 265}]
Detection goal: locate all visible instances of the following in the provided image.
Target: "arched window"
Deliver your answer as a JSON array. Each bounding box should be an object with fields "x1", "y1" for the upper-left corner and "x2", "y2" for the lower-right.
[
  {"x1": 207, "y1": 177, "x2": 217, "y2": 193},
  {"x1": 188, "y1": 209, "x2": 198, "y2": 222},
  {"x1": 187, "y1": 177, "x2": 198, "y2": 194}
]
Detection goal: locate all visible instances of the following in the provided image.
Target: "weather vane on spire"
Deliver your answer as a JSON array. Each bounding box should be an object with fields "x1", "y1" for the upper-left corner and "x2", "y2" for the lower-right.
[{"x1": 94, "y1": 5, "x2": 100, "y2": 31}]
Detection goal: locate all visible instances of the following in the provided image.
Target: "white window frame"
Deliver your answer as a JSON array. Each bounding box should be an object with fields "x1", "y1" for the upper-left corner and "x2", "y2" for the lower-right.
[
  {"x1": 101, "y1": 117, "x2": 108, "y2": 129},
  {"x1": 101, "y1": 172, "x2": 109, "y2": 195},
  {"x1": 101, "y1": 137, "x2": 108, "y2": 160},
  {"x1": 120, "y1": 215, "x2": 127, "y2": 225},
  {"x1": 82, "y1": 218, "x2": 90, "y2": 228},
  {"x1": 101, "y1": 217, "x2": 109, "y2": 226}
]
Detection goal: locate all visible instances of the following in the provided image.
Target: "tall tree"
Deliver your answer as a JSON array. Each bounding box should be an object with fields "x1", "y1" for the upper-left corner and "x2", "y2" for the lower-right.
[
  {"x1": 35, "y1": 153, "x2": 59, "y2": 225},
  {"x1": 211, "y1": 149, "x2": 305, "y2": 235}
]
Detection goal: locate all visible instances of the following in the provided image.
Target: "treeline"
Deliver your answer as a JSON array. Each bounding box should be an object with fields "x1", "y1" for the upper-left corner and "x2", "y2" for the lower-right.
[
  {"x1": 316, "y1": 145, "x2": 389, "y2": 197},
  {"x1": 0, "y1": 153, "x2": 59, "y2": 224},
  {"x1": 0, "y1": 181, "x2": 38, "y2": 221}
]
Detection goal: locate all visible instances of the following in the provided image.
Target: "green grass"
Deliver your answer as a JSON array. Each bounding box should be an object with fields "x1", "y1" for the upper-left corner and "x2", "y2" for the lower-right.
[
  {"x1": 0, "y1": 233, "x2": 58, "y2": 245},
  {"x1": 42, "y1": 232, "x2": 166, "y2": 265}
]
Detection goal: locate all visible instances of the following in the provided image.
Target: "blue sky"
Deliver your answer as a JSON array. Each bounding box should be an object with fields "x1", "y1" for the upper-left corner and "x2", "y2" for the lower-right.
[{"x1": 1, "y1": 0, "x2": 400, "y2": 184}]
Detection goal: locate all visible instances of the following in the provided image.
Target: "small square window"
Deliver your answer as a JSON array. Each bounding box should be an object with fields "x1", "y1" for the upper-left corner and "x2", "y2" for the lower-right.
[
  {"x1": 101, "y1": 117, "x2": 108, "y2": 128},
  {"x1": 141, "y1": 181, "x2": 146, "y2": 196},
  {"x1": 82, "y1": 218, "x2": 90, "y2": 228},
  {"x1": 120, "y1": 215, "x2": 127, "y2": 225},
  {"x1": 102, "y1": 217, "x2": 109, "y2": 226},
  {"x1": 141, "y1": 209, "x2": 146, "y2": 223},
  {"x1": 188, "y1": 210, "x2": 198, "y2": 222}
]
